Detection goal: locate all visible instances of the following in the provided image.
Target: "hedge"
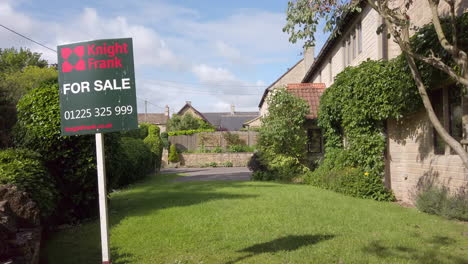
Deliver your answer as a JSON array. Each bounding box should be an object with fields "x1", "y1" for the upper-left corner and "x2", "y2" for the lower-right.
[
  {"x1": 0, "y1": 148, "x2": 57, "y2": 217},
  {"x1": 168, "y1": 128, "x2": 215, "y2": 136}
]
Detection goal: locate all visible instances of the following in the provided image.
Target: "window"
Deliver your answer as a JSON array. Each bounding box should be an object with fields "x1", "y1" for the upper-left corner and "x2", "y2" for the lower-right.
[
  {"x1": 431, "y1": 86, "x2": 462, "y2": 155},
  {"x1": 357, "y1": 22, "x2": 362, "y2": 54},
  {"x1": 329, "y1": 58, "x2": 332, "y2": 83},
  {"x1": 308, "y1": 128, "x2": 323, "y2": 153},
  {"x1": 352, "y1": 33, "x2": 356, "y2": 59}
]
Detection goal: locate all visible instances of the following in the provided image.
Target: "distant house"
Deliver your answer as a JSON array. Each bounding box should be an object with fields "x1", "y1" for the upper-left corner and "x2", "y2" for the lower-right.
[
  {"x1": 138, "y1": 105, "x2": 170, "y2": 132},
  {"x1": 177, "y1": 101, "x2": 259, "y2": 131}
]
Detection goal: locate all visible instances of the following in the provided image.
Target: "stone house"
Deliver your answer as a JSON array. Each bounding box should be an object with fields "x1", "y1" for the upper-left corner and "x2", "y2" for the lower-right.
[
  {"x1": 137, "y1": 105, "x2": 170, "y2": 132},
  {"x1": 300, "y1": 0, "x2": 468, "y2": 203},
  {"x1": 176, "y1": 101, "x2": 259, "y2": 131}
]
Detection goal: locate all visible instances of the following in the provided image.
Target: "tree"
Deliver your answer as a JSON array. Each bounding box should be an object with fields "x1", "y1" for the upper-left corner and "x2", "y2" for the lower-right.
[
  {"x1": 167, "y1": 113, "x2": 213, "y2": 131},
  {"x1": 283, "y1": 0, "x2": 468, "y2": 168},
  {"x1": 258, "y1": 87, "x2": 310, "y2": 159},
  {"x1": 0, "y1": 48, "x2": 54, "y2": 148}
]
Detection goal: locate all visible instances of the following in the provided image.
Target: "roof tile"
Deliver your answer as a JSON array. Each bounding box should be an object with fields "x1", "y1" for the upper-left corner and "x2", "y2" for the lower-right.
[{"x1": 287, "y1": 83, "x2": 326, "y2": 119}]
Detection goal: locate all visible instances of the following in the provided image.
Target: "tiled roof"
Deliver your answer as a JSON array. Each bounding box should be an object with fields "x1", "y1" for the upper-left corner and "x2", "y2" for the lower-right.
[
  {"x1": 287, "y1": 83, "x2": 326, "y2": 119},
  {"x1": 138, "y1": 113, "x2": 168, "y2": 125},
  {"x1": 202, "y1": 112, "x2": 259, "y2": 131}
]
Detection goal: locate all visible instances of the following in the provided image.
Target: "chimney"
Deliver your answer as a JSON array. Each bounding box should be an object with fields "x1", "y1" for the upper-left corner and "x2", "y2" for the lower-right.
[
  {"x1": 304, "y1": 46, "x2": 315, "y2": 74},
  {"x1": 164, "y1": 105, "x2": 169, "y2": 117},
  {"x1": 186, "y1": 101, "x2": 191, "y2": 106},
  {"x1": 230, "y1": 104, "x2": 235, "y2": 115}
]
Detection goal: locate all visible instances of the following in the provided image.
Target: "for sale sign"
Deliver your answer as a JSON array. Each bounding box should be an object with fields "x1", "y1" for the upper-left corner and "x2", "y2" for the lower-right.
[{"x1": 58, "y1": 38, "x2": 138, "y2": 136}]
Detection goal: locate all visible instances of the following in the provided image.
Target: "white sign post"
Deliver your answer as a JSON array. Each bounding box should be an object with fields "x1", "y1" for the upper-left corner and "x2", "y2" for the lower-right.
[{"x1": 95, "y1": 132, "x2": 111, "y2": 264}]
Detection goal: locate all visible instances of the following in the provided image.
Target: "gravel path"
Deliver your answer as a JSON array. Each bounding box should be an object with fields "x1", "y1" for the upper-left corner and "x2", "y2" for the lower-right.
[{"x1": 161, "y1": 167, "x2": 251, "y2": 182}]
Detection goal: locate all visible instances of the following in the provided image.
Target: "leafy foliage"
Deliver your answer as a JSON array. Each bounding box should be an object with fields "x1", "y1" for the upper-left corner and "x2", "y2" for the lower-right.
[
  {"x1": 223, "y1": 132, "x2": 246, "y2": 146},
  {"x1": 143, "y1": 124, "x2": 163, "y2": 170},
  {"x1": 14, "y1": 80, "x2": 122, "y2": 222},
  {"x1": 416, "y1": 186, "x2": 468, "y2": 221},
  {"x1": 0, "y1": 148, "x2": 57, "y2": 217},
  {"x1": 310, "y1": 59, "x2": 421, "y2": 201},
  {"x1": 117, "y1": 137, "x2": 154, "y2": 186},
  {"x1": 258, "y1": 87, "x2": 310, "y2": 159},
  {"x1": 167, "y1": 128, "x2": 215, "y2": 136},
  {"x1": 167, "y1": 114, "x2": 214, "y2": 132},
  {"x1": 253, "y1": 88, "x2": 311, "y2": 181},
  {"x1": 168, "y1": 144, "x2": 180, "y2": 163},
  {"x1": 0, "y1": 48, "x2": 48, "y2": 73}
]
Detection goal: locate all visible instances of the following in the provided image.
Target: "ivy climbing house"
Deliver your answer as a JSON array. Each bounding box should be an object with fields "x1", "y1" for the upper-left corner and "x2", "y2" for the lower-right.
[{"x1": 300, "y1": 0, "x2": 468, "y2": 204}]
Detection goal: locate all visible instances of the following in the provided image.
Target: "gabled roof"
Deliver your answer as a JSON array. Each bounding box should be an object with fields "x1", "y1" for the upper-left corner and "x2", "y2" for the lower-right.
[
  {"x1": 287, "y1": 83, "x2": 326, "y2": 119},
  {"x1": 259, "y1": 58, "x2": 304, "y2": 108},
  {"x1": 138, "y1": 113, "x2": 168, "y2": 125},
  {"x1": 176, "y1": 103, "x2": 210, "y2": 123}
]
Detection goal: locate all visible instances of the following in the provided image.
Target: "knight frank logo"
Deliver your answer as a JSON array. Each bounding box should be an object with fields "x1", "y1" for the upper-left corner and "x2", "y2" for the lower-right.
[
  {"x1": 60, "y1": 42, "x2": 129, "y2": 73},
  {"x1": 61, "y1": 46, "x2": 85, "y2": 72}
]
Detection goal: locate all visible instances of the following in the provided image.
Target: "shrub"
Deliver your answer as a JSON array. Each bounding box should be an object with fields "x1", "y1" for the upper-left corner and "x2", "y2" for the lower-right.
[
  {"x1": 0, "y1": 149, "x2": 56, "y2": 217},
  {"x1": 223, "y1": 132, "x2": 245, "y2": 146},
  {"x1": 167, "y1": 114, "x2": 214, "y2": 132},
  {"x1": 416, "y1": 186, "x2": 468, "y2": 221},
  {"x1": 160, "y1": 132, "x2": 169, "y2": 149},
  {"x1": 208, "y1": 162, "x2": 217, "y2": 167},
  {"x1": 143, "y1": 124, "x2": 163, "y2": 170},
  {"x1": 304, "y1": 163, "x2": 394, "y2": 201},
  {"x1": 121, "y1": 123, "x2": 150, "y2": 139},
  {"x1": 227, "y1": 145, "x2": 255, "y2": 153},
  {"x1": 222, "y1": 161, "x2": 233, "y2": 167},
  {"x1": 212, "y1": 147, "x2": 223, "y2": 153},
  {"x1": 268, "y1": 155, "x2": 310, "y2": 182},
  {"x1": 168, "y1": 144, "x2": 180, "y2": 163},
  {"x1": 247, "y1": 152, "x2": 269, "y2": 173},
  {"x1": 117, "y1": 137, "x2": 153, "y2": 186},
  {"x1": 168, "y1": 128, "x2": 215, "y2": 136},
  {"x1": 14, "y1": 80, "x2": 122, "y2": 222}
]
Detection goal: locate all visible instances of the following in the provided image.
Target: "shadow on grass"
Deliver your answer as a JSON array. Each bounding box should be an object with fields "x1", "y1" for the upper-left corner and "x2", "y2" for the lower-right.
[
  {"x1": 225, "y1": 234, "x2": 335, "y2": 264},
  {"x1": 45, "y1": 174, "x2": 279, "y2": 264},
  {"x1": 362, "y1": 236, "x2": 467, "y2": 264}
]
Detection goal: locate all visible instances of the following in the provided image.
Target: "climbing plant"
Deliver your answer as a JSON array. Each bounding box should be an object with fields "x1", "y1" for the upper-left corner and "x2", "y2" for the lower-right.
[{"x1": 309, "y1": 58, "x2": 421, "y2": 201}]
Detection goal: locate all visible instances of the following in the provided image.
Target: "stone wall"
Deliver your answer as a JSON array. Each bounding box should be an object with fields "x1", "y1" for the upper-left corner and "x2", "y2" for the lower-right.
[
  {"x1": 176, "y1": 152, "x2": 254, "y2": 168},
  {"x1": 387, "y1": 110, "x2": 468, "y2": 204}
]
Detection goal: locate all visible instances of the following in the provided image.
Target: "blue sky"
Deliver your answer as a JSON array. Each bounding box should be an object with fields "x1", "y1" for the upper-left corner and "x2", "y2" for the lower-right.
[{"x1": 0, "y1": 0, "x2": 328, "y2": 113}]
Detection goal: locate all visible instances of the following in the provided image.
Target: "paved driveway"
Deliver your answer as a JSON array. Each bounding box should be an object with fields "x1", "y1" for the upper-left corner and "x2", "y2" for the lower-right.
[{"x1": 161, "y1": 167, "x2": 251, "y2": 182}]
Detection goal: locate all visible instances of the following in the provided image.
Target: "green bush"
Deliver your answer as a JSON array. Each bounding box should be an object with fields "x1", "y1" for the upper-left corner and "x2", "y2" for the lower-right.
[
  {"x1": 223, "y1": 132, "x2": 245, "y2": 146},
  {"x1": 416, "y1": 186, "x2": 468, "y2": 221},
  {"x1": 213, "y1": 147, "x2": 224, "y2": 153},
  {"x1": 168, "y1": 144, "x2": 180, "y2": 163},
  {"x1": 120, "y1": 123, "x2": 149, "y2": 139},
  {"x1": 14, "y1": 80, "x2": 122, "y2": 222},
  {"x1": 117, "y1": 137, "x2": 153, "y2": 186},
  {"x1": 227, "y1": 145, "x2": 255, "y2": 153},
  {"x1": 304, "y1": 164, "x2": 394, "y2": 201},
  {"x1": 168, "y1": 128, "x2": 215, "y2": 136},
  {"x1": 0, "y1": 149, "x2": 56, "y2": 217},
  {"x1": 247, "y1": 152, "x2": 269, "y2": 173},
  {"x1": 143, "y1": 124, "x2": 163, "y2": 170},
  {"x1": 222, "y1": 161, "x2": 233, "y2": 167},
  {"x1": 167, "y1": 113, "x2": 214, "y2": 132},
  {"x1": 208, "y1": 162, "x2": 217, "y2": 167},
  {"x1": 160, "y1": 132, "x2": 169, "y2": 149}
]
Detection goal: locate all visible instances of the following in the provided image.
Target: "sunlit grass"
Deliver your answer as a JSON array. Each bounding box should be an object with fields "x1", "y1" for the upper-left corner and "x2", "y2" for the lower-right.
[{"x1": 44, "y1": 173, "x2": 468, "y2": 264}]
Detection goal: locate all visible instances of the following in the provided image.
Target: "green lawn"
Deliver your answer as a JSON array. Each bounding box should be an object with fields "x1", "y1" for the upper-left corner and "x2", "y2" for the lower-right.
[{"x1": 44, "y1": 173, "x2": 468, "y2": 264}]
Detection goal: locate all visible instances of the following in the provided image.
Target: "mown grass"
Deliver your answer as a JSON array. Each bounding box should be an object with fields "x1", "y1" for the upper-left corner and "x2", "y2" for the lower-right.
[{"x1": 44, "y1": 173, "x2": 467, "y2": 264}]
